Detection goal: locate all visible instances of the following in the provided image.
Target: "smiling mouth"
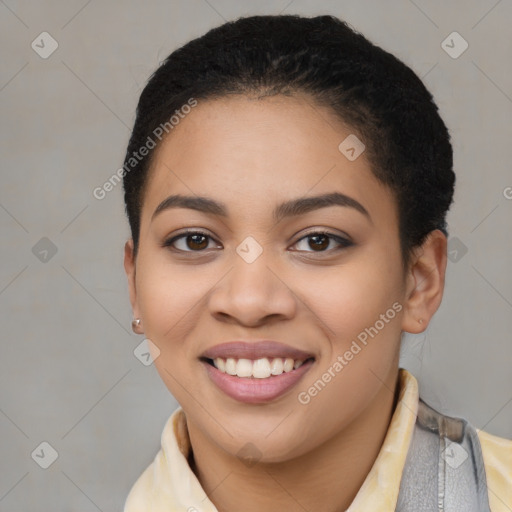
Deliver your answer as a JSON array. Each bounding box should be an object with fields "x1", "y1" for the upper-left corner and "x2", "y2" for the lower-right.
[{"x1": 201, "y1": 356, "x2": 316, "y2": 379}]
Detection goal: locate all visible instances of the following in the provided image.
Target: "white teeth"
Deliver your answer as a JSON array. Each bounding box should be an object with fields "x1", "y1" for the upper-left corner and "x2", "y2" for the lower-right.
[
  {"x1": 211, "y1": 356, "x2": 309, "y2": 378},
  {"x1": 270, "y1": 358, "x2": 283, "y2": 375},
  {"x1": 283, "y1": 358, "x2": 294, "y2": 372},
  {"x1": 252, "y1": 358, "x2": 271, "y2": 378},
  {"x1": 235, "y1": 358, "x2": 253, "y2": 378},
  {"x1": 214, "y1": 357, "x2": 225, "y2": 372},
  {"x1": 225, "y1": 358, "x2": 237, "y2": 375}
]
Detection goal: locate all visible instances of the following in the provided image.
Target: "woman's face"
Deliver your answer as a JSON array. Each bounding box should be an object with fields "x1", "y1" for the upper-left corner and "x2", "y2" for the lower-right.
[{"x1": 125, "y1": 93, "x2": 411, "y2": 462}]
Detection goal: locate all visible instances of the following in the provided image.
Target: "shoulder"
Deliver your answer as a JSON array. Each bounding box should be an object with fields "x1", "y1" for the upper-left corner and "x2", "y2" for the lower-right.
[
  {"x1": 123, "y1": 460, "x2": 155, "y2": 512},
  {"x1": 477, "y1": 429, "x2": 512, "y2": 512},
  {"x1": 411, "y1": 398, "x2": 511, "y2": 512},
  {"x1": 123, "y1": 407, "x2": 205, "y2": 511},
  {"x1": 123, "y1": 408, "x2": 182, "y2": 512}
]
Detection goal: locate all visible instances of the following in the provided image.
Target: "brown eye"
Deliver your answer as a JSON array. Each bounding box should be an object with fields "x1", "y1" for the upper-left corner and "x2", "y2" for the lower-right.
[
  {"x1": 292, "y1": 231, "x2": 353, "y2": 253},
  {"x1": 307, "y1": 234, "x2": 330, "y2": 251},
  {"x1": 163, "y1": 231, "x2": 218, "y2": 252},
  {"x1": 185, "y1": 234, "x2": 209, "y2": 250}
]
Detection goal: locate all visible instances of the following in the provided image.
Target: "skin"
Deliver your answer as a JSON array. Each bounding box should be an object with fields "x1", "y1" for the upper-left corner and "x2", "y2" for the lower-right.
[{"x1": 124, "y1": 93, "x2": 447, "y2": 512}]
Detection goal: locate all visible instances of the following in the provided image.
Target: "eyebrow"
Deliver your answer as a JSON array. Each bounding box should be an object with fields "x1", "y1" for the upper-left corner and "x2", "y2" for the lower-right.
[{"x1": 151, "y1": 192, "x2": 371, "y2": 223}]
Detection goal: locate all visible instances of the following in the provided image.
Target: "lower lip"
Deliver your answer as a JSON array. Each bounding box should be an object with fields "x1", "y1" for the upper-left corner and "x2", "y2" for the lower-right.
[{"x1": 202, "y1": 359, "x2": 314, "y2": 404}]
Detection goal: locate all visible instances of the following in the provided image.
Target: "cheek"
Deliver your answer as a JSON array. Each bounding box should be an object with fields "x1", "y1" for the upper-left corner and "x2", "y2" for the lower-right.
[
  {"x1": 309, "y1": 252, "x2": 403, "y2": 343},
  {"x1": 292, "y1": 265, "x2": 403, "y2": 453},
  {"x1": 134, "y1": 253, "x2": 212, "y2": 369},
  {"x1": 135, "y1": 260, "x2": 204, "y2": 401},
  {"x1": 136, "y1": 248, "x2": 206, "y2": 326}
]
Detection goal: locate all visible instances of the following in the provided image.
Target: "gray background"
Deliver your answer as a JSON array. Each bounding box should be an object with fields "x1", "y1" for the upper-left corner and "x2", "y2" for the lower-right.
[{"x1": 1, "y1": 0, "x2": 511, "y2": 510}]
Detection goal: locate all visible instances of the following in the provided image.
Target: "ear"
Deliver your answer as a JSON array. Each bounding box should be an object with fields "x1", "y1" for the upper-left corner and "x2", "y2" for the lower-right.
[
  {"x1": 401, "y1": 229, "x2": 448, "y2": 334},
  {"x1": 124, "y1": 239, "x2": 142, "y2": 333}
]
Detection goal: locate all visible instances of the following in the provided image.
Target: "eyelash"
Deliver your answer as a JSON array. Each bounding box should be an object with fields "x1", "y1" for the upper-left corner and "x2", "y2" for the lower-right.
[{"x1": 162, "y1": 229, "x2": 353, "y2": 254}]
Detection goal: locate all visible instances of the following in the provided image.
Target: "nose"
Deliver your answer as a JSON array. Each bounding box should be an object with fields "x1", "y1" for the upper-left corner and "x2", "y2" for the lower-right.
[{"x1": 208, "y1": 246, "x2": 297, "y2": 327}]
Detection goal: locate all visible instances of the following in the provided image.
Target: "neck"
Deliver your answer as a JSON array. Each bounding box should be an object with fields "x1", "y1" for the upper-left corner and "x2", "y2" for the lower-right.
[{"x1": 187, "y1": 367, "x2": 400, "y2": 512}]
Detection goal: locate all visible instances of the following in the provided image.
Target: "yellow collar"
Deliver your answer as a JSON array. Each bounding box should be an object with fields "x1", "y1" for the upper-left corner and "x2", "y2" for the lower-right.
[
  {"x1": 124, "y1": 368, "x2": 419, "y2": 511},
  {"x1": 346, "y1": 368, "x2": 418, "y2": 510}
]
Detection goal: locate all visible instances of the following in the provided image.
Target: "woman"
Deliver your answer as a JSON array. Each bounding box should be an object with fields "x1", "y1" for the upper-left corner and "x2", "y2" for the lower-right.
[{"x1": 122, "y1": 14, "x2": 511, "y2": 511}]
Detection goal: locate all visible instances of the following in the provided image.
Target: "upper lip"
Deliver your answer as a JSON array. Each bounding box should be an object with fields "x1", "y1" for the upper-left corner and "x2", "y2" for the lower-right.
[{"x1": 201, "y1": 341, "x2": 315, "y2": 361}]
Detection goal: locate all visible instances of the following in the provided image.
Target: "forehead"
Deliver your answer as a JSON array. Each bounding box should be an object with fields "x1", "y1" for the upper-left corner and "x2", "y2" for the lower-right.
[{"x1": 140, "y1": 94, "x2": 397, "y2": 229}]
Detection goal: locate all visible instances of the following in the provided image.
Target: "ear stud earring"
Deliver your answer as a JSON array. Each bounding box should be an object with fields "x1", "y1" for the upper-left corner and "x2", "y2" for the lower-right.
[{"x1": 132, "y1": 318, "x2": 142, "y2": 333}]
